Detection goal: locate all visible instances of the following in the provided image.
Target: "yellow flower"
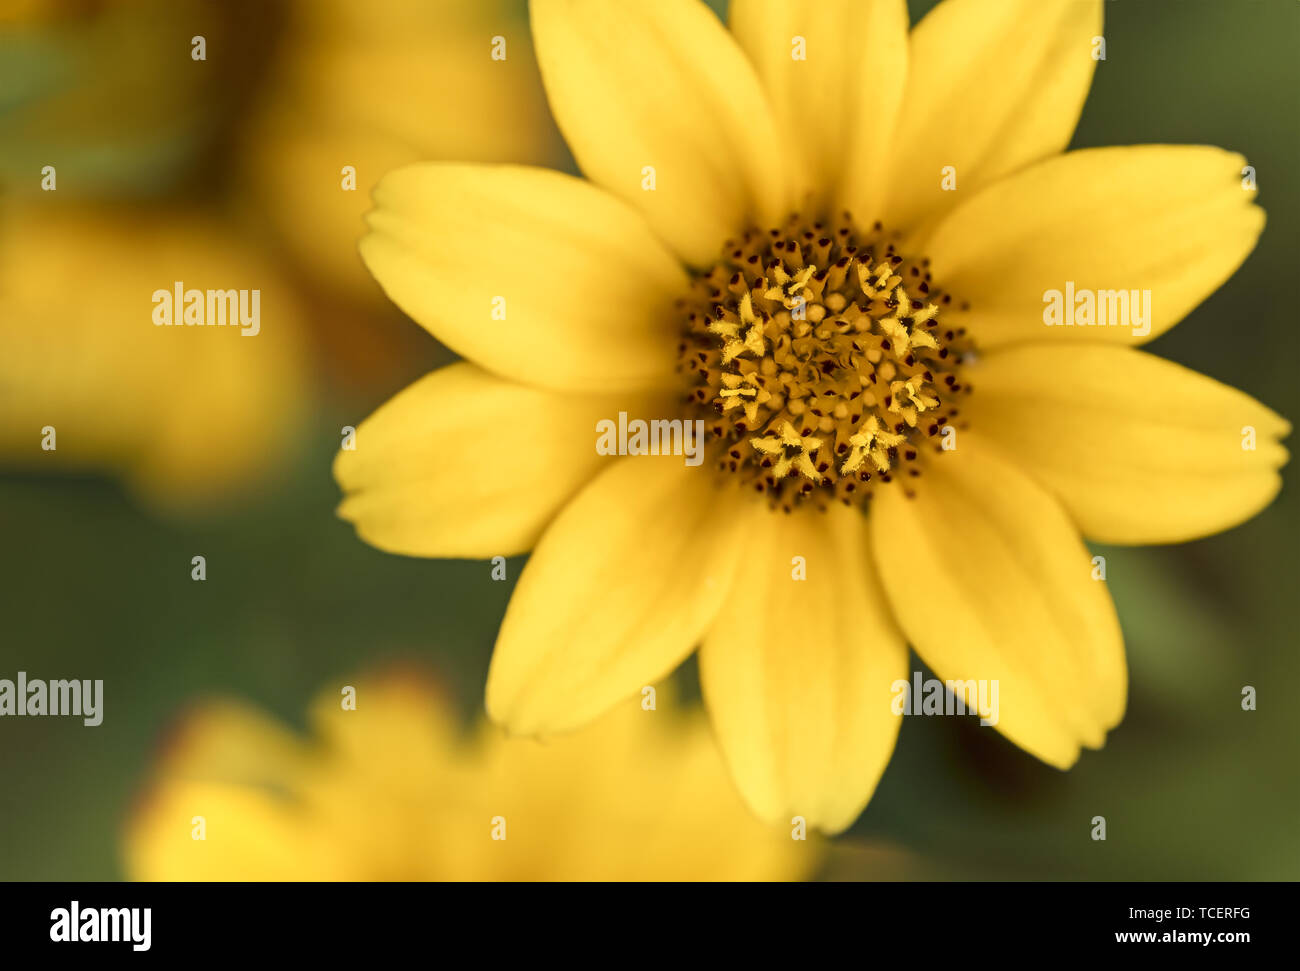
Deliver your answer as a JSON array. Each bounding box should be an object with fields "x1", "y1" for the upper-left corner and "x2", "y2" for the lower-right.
[
  {"x1": 125, "y1": 672, "x2": 813, "y2": 881},
  {"x1": 0, "y1": 203, "x2": 311, "y2": 509},
  {"x1": 240, "y1": 0, "x2": 559, "y2": 305},
  {"x1": 335, "y1": 0, "x2": 1290, "y2": 832}
]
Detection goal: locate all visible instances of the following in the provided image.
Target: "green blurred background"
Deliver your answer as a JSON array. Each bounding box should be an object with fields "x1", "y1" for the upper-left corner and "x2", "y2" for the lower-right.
[{"x1": 1, "y1": 0, "x2": 1296, "y2": 880}]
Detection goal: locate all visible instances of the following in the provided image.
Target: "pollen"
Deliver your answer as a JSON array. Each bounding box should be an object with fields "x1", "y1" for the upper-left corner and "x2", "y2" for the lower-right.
[{"x1": 676, "y1": 213, "x2": 975, "y2": 511}]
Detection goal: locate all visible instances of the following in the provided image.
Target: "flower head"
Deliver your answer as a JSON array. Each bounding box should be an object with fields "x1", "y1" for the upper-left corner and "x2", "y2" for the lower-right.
[{"x1": 337, "y1": 0, "x2": 1290, "y2": 832}]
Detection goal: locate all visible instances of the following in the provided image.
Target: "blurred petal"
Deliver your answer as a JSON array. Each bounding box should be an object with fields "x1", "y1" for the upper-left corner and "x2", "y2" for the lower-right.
[
  {"x1": 964, "y1": 343, "x2": 1290, "y2": 544},
  {"x1": 700, "y1": 501, "x2": 908, "y2": 834},
  {"x1": 360, "y1": 163, "x2": 689, "y2": 393},
  {"x1": 729, "y1": 0, "x2": 908, "y2": 219},
  {"x1": 469, "y1": 692, "x2": 814, "y2": 881},
  {"x1": 242, "y1": 0, "x2": 557, "y2": 302},
  {"x1": 126, "y1": 781, "x2": 334, "y2": 881},
  {"x1": 0, "y1": 205, "x2": 311, "y2": 510},
  {"x1": 306, "y1": 669, "x2": 463, "y2": 772},
  {"x1": 926, "y1": 146, "x2": 1264, "y2": 347},
  {"x1": 335, "y1": 362, "x2": 677, "y2": 557},
  {"x1": 487, "y1": 457, "x2": 746, "y2": 735},
  {"x1": 531, "y1": 0, "x2": 789, "y2": 266},
  {"x1": 124, "y1": 702, "x2": 330, "y2": 882},
  {"x1": 150, "y1": 701, "x2": 310, "y2": 788},
  {"x1": 882, "y1": 0, "x2": 1102, "y2": 238},
  {"x1": 871, "y1": 435, "x2": 1126, "y2": 768}
]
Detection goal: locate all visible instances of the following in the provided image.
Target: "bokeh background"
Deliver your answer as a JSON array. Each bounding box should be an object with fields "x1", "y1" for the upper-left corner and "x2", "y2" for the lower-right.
[{"x1": 1, "y1": 0, "x2": 1296, "y2": 880}]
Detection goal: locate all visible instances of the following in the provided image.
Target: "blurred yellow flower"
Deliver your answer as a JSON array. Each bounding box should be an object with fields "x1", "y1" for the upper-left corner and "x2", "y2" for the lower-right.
[
  {"x1": 0, "y1": 203, "x2": 311, "y2": 509},
  {"x1": 125, "y1": 671, "x2": 814, "y2": 881},
  {"x1": 241, "y1": 0, "x2": 559, "y2": 305},
  {"x1": 337, "y1": 0, "x2": 1290, "y2": 833},
  {"x1": 0, "y1": 0, "x2": 560, "y2": 468}
]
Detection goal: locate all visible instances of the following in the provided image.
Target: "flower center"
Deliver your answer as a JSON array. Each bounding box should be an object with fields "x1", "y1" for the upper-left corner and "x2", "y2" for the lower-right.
[{"x1": 676, "y1": 212, "x2": 975, "y2": 511}]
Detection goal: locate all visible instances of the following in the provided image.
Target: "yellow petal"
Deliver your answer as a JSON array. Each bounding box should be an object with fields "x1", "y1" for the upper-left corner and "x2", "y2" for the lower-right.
[
  {"x1": 334, "y1": 363, "x2": 676, "y2": 557},
  {"x1": 124, "y1": 703, "x2": 335, "y2": 881},
  {"x1": 306, "y1": 670, "x2": 463, "y2": 776},
  {"x1": 149, "y1": 701, "x2": 311, "y2": 788},
  {"x1": 926, "y1": 146, "x2": 1264, "y2": 347},
  {"x1": 468, "y1": 692, "x2": 815, "y2": 881},
  {"x1": 360, "y1": 163, "x2": 689, "y2": 393},
  {"x1": 0, "y1": 204, "x2": 311, "y2": 510},
  {"x1": 963, "y1": 343, "x2": 1290, "y2": 544},
  {"x1": 294, "y1": 672, "x2": 477, "y2": 879},
  {"x1": 729, "y1": 0, "x2": 908, "y2": 219},
  {"x1": 870, "y1": 435, "x2": 1126, "y2": 768},
  {"x1": 882, "y1": 0, "x2": 1102, "y2": 237},
  {"x1": 700, "y1": 501, "x2": 908, "y2": 834},
  {"x1": 530, "y1": 0, "x2": 789, "y2": 266},
  {"x1": 126, "y1": 781, "x2": 336, "y2": 881},
  {"x1": 240, "y1": 0, "x2": 558, "y2": 304},
  {"x1": 487, "y1": 456, "x2": 746, "y2": 735}
]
